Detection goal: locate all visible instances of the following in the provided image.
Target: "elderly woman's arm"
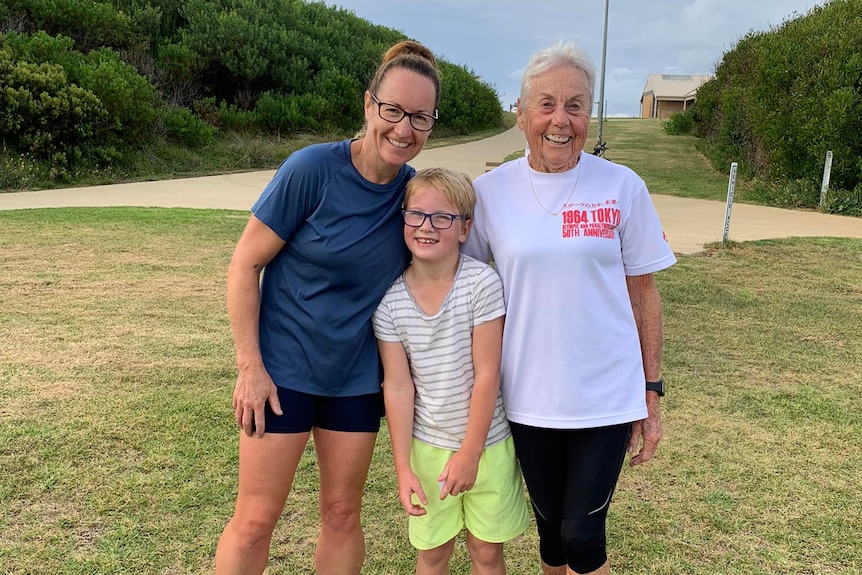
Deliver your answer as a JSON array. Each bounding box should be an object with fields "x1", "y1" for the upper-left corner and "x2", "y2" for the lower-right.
[{"x1": 625, "y1": 273, "x2": 664, "y2": 466}]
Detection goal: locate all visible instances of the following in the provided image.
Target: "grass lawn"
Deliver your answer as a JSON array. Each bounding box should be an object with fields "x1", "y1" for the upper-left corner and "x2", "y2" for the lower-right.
[
  {"x1": 595, "y1": 119, "x2": 733, "y2": 201},
  {"x1": 0, "y1": 207, "x2": 859, "y2": 574}
]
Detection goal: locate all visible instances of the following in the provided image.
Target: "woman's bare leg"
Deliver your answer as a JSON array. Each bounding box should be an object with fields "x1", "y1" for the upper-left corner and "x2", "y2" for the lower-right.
[
  {"x1": 313, "y1": 428, "x2": 378, "y2": 575},
  {"x1": 215, "y1": 431, "x2": 310, "y2": 575}
]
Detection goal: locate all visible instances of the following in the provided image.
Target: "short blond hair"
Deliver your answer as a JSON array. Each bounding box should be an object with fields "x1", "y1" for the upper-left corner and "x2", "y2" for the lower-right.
[{"x1": 404, "y1": 167, "x2": 476, "y2": 219}]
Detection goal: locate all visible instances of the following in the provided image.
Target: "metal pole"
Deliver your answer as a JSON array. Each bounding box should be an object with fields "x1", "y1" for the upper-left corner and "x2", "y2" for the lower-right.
[
  {"x1": 722, "y1": 162, "x2": 738, "y2": 245},
  {"x1": 819, "y1": 151, "x2": 833, "y2": 208},
  {"x1": 596, "y1": 0, "x2": 609, "y2": 146}
]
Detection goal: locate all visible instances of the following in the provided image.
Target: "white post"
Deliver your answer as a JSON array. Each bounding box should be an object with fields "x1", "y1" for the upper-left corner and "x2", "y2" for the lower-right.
[
  {"x1": 819, "y1": 151, "x2": 833, "y2": 208},
  {"x1": 723, "y1": 162, "x2": 738, "y2": 245}
]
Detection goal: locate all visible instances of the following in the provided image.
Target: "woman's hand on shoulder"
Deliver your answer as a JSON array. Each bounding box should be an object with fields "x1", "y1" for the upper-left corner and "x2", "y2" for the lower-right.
[{"x1": 232, "y1": 363, "x2": 282, "y2": 438}]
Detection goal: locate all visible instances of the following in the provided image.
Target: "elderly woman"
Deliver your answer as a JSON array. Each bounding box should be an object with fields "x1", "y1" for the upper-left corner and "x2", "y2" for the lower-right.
[{"x1": 462, "y1": 42, "x2": 676, "y2": 575}]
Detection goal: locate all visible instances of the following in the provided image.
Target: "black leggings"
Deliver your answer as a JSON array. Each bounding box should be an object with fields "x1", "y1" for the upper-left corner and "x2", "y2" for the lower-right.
[{"x1": 509, "y1": 421, "x2": 632, "y2": 574}]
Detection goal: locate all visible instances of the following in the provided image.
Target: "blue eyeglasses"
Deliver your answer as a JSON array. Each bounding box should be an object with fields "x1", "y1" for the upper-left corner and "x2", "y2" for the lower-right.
[{"x1": 402, "y1": 210, "x2": 467, "y2": 230}]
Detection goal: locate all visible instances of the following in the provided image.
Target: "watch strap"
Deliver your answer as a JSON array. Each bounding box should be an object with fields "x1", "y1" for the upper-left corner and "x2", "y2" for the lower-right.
[{"x1": 646, "y1": 379, "x2": 665, "y2": 396}]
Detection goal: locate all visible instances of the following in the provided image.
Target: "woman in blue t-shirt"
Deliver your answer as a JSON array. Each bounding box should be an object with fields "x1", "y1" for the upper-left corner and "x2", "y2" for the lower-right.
[{"x1": 215, "y1": 40, "x2": 441, "y2": 575}]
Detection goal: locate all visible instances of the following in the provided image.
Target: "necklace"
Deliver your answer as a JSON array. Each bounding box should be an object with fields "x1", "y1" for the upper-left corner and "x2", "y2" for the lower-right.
[{"x1": 527, "y1": 159, "x2": 582, "y2": 216}]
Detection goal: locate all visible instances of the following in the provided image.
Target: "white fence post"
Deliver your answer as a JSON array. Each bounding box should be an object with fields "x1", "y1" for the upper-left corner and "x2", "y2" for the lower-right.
[
  {"x1": 819, "y1": 151, "x2": 833, "y2": 209},
  {"x1": 722, "y1": 162, "x2": 738, "y2": 245}
]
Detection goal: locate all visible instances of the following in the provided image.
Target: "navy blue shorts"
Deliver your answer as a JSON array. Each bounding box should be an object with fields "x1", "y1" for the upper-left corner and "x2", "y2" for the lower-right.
[{"x1": 258, "y1": 386, "x2": 385, "y2": 434}]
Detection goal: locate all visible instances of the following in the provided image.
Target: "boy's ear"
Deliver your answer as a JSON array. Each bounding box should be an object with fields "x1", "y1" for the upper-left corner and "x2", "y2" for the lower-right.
[{"x1": 459, "y1": 218, "x2": 473, "y2": 243}]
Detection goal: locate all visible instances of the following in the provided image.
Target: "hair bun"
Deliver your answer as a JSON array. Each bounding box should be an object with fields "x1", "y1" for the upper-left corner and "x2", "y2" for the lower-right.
[{"x1": 383, "y1": 40, "x2": 437, "y2": 68}]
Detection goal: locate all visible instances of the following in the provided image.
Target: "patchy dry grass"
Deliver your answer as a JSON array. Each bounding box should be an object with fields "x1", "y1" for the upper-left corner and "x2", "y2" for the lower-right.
[{"x1": 0, "y1": 209, "x2": 860, "y2": 574}]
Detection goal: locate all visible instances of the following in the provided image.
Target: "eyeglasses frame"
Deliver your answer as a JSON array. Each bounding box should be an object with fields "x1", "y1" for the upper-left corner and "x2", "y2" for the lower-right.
[
  {"x1": 402, "y1": 209, "x2": 468, "y2": 230},
  {"x1": 369, "y1": 93, "x2": 438, "y2": 131}
]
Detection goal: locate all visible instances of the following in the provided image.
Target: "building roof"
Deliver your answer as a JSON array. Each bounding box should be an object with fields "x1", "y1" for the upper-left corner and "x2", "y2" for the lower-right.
[{"x1": 641, "y1": 74, "x2": 713, "y2": 101}]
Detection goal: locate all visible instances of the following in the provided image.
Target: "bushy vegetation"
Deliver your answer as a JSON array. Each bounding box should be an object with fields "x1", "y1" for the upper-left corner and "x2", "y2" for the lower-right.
[
  {"x1": 663, "y1": 109, "x2": 696, "y2": 136},
  {"x1": 688, "y1": 0, "x2": 862, "y2": 215},
  {"x1": 0, "y1": 0, "x2": 502, "y2": 186}
]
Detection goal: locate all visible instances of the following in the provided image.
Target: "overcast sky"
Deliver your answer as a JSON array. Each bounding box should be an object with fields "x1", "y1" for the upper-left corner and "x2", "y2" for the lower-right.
[{"x1": 325, "y1": 0, "x2": 828, "y2": 117}]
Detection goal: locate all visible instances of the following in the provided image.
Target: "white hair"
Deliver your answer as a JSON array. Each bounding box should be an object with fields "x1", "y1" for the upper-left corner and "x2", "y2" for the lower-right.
[{"x1": 520, "y1": 42, "x2": 597, "y2": 114}]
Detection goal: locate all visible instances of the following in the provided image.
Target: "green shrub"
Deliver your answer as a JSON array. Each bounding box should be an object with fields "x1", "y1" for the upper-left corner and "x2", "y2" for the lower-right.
[
  {"x1": 437, "y1": 61, "x2": 501, "y2": 135},
  {"x1": 664, "y1": 110, "x2": 696, "y2": 135},
  {"x1": 746, "y1": 178, "x2": 862, "y2": 216},
  {"x1": 216, "y1": 102, "x2": 260, "y2": 132},
  {"x1": 0, "y1": 31, "x2": 161, "y2": 170},
  {"x1": 255, "y1": 91, "x2": 328, "y2": 134},
  {"x1": 8, "y1": 0, "x2": 136, "y2": 51},
  {"x1": 693, "y1": 0, "x2": 862, "y2": 196},
  {"x1": 79, "y1": 48, "x2": 159, "y2": 143},
  {"x1": 4, "y1": 0, "x2": 508, "y2": 145},
  {"x1": 0, "y1": 29, "x2": 80, "y2": 70},
  {"x1": 311, "y1": 66, "x2": 363, "y2": 132},
  {"x1": 161, "y1": 106, "x2": 215, "y2": 148},
  {"x1": 822, "y1": 182, "x2": 862, "y2": 216},
  {"x1": 0, "y1": 47, "x2": 106, "y2": 161},
  {"x1": 745, "y1": 178, "x2": 820, "y2": 209},
  {"x1": 192, "y1": 97, "x2": 259, "y2": 132}
]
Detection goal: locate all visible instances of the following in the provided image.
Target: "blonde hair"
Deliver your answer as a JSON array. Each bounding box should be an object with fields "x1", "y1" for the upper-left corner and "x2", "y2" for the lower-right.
[
  {"x1": 356, "y1": 40, "x2": 440, "y2": 138},
  {"x1": 404, "y1": 167, "x2": 476, "y2": 220}
]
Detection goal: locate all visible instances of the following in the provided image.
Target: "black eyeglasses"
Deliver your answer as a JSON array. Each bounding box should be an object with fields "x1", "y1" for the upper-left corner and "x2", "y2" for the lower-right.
[
  {"x1": 370, "y1": 93, "x2": 438, "y2": 131},
  {"x1": 402, "y1": 210, "x2": 467, "y2": 230}
]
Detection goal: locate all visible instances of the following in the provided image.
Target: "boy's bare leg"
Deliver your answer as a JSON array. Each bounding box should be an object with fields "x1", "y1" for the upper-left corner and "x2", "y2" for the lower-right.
[
  {"x1": 416, "y1": 538, "x2": 456, "y2": 575},
  {"x1": 465, "y1": 532, "x2": 505, "y2": 575}
]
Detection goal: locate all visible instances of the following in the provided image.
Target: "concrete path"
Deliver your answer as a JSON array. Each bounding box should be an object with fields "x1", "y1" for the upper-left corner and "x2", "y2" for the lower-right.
[{"x1": 1, "y1": 126, "x2": 860, "y2": 254}]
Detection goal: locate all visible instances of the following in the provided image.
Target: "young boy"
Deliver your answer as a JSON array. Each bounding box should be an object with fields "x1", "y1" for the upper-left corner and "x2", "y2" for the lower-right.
[{"x1": 372, "y1": 167, "x2": 529, "y2": 575}]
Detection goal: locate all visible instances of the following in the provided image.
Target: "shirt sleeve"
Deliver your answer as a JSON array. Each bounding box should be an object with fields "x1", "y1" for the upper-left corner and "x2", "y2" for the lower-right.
[
  {"x1": 372, "y1": 288, "x2": 401, "y2": 343},
  {"x1": 470, "y1": 264, "x2": 506, "y2": 326},
  {"x1": 461, "y1": 183, "x2": 493, "y2": 264},
  {"x1": 251, "y1": 148, "x2": 324, "y2": 241},
  {"x1": 619, "y1": 181, "x2": 677, "y2": 276}
]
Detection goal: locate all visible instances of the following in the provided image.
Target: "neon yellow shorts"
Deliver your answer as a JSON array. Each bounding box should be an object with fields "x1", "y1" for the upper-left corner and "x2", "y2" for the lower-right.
[{"x1": 408, "y1": 436, "x2": 530, "y2": 550}]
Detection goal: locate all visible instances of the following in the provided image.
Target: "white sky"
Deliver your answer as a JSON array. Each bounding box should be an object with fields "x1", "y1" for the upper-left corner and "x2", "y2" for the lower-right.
[{"x1": 325, "y1": 0, "x2": 828, "y2": 117}]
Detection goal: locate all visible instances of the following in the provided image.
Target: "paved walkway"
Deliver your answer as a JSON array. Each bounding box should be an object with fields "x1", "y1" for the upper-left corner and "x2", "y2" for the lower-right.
[{"x1": 1, "y1": 126, "x2": 860, "y2": 254}]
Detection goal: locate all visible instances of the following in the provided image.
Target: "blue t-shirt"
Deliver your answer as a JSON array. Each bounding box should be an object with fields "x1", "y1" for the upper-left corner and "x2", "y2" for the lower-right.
[{"x1": 252, "y1": 140, "x2": 412, "y2": 396}]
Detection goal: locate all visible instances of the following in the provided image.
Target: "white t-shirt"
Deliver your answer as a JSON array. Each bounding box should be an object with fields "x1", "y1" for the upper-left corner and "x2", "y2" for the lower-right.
[
  {"x1": 372, "y1": 255, "x2": 510, "y2": 450},
  {"x1": 462, "y1": 152, "x2": 677, "y2": 429}
]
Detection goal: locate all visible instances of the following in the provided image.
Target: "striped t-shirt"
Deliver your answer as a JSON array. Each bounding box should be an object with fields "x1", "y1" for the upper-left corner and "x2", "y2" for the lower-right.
[{"x1": 372, "y1": 255, "x2": 510, "y2": 451}]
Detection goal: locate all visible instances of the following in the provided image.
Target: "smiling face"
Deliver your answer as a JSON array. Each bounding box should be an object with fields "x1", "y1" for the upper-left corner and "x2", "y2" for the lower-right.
[
  {"x1": 364, "y1": 67, "x2": 437, "y2": 170},
  {"x1": 517, "y1": 65, "x2": 592, "y2": 173},
  {"x1": 403, "y1": 185, "x2": 470, "y2": 266}
]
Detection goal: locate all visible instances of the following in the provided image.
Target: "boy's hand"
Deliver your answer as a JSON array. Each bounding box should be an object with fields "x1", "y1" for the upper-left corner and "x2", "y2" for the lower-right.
[
  {"x1": 397, "y1": 470, "x2": 428, "y2": 516},
  {"x1": 437, "y1": 451, "x2": 480, "y2": 500}
]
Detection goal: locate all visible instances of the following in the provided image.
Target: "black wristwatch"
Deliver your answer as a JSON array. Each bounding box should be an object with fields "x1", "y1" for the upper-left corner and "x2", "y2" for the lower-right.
[{"x1": 646, "y1": 379, "x2": 665, "y2": 396}]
